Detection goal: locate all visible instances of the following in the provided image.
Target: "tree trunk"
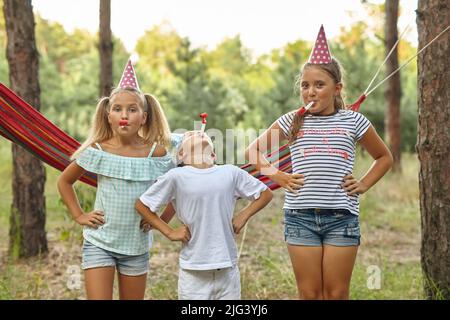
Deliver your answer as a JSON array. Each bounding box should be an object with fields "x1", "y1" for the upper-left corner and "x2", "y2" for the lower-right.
[
  {"x1": 3, "y1": 0, "x2": 47, "y2": 258},
  {"x1": 417, "y1": 0, "x2": 450, "y2": 300},
  {"x1": 385, "y1": 0, "x2": 402, "y2": 171},
  {"x1": 99, "y1": 0, "x2": 113, "y2": 97}
]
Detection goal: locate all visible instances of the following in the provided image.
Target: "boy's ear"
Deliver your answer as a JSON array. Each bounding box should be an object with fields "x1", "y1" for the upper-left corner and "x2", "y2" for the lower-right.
[{"x1": 177, "y1": 147, "x2": 185, "y2": 163}]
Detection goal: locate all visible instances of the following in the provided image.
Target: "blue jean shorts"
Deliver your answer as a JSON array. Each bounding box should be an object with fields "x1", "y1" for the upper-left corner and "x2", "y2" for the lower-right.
[
  {"x1": 82, "y1": 240, "x2": 149, "y2": 276},
  {"x1": 284, "y1": 208, "x2": 360, "y2": 247}
]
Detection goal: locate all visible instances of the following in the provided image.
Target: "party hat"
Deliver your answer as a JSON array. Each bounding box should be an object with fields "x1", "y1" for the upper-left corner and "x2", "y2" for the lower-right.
[
  {"x1": 118, "y1": 59, "x2": 140, "y2": 90},
  {"x1": 308, "y1": 25, "x2": 332, "y2": 64}
]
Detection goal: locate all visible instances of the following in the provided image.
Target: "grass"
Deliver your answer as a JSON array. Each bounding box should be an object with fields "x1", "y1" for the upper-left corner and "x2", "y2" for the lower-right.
[{"x1": 0, "y1": 139, "x2": 424, "y2": 299}]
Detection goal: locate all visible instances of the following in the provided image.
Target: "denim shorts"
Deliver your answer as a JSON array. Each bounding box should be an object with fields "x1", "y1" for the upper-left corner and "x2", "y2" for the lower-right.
[
  {"x1": 82, "y1": 240, "x2": 149, "y2": 276},
  {"x1": 284, "y1": 208, "x2": 360, "y2": 247}
]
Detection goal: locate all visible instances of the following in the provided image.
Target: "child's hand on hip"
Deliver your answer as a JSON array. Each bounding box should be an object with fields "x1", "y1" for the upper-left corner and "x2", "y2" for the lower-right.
[
  {"x1": 140, "y1": 219, "x2": 152, "y2": 232},
  {"x1": 232, "y1": 213, "x2": 249, "y2": 234},
  {"x1": 272, "y1": 171, "x2": 304, "y2": 193},
  {"x1": 342, "y1": 174, "x2": 368, "y2": 195},
  {"x1": 168, "y1": 225, "x2": 191, "y2": 243},
  {"x1": 76, "y1": 210, "x2": 105, "y2": 229}
]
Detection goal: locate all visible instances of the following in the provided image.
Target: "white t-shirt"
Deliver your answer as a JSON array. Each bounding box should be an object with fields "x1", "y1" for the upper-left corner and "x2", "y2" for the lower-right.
[
  {"x1": 139, "y1": 164, "x2": 268, "y2": 270},
  {"x1": 277, "y1": 109, "x2": 371, "y2": 215}
]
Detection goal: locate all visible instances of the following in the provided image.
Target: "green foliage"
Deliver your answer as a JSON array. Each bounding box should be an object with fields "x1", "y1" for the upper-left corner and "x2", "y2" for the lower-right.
[
  {"x1": 160, "y1": 38, "x2": 248, "y2": 133},
  {"x1": 350, "y1": 262, "x2": 423, "y2": 299},
  {"x1": 0, "y1": 278, "x2": 13, "y2": 299},
  {"x1": 135, "y1": 21, "x2": 183, "y2": 71},
  {"x1": 246, "y1": 40, "x2": 310, "y2": 128},
  {"x1": 0, "y1": 4, "x2": 8, "y2": 84},
  {"x1": 28, "y1": 16, "x2": 129, "y2": 142},
  {"x1": 423, "y1": 273, "x2": 448, "y2": 300},
  {"x1": 74, "y1": 184, "x2": 96, "y2": 214},
  {"x1": 0, "y1": 50, "x2": 8, "y2": 84},
  {"x1": 204, "y1": 35, "x2": 252, "y2": 78}
]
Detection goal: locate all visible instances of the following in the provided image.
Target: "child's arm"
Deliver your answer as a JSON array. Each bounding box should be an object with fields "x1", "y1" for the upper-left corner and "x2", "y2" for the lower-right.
[
  {"x1": 140, "y1": 202, "x2": 176, "y2": 232},
  {"x1": 245, "y1": 121, "x2": 304, "y2": 193},
  {"x1": 160, "y1": 202, "x2": 176, "y2": 224},
  {"x1": 233, "y1": 188, "x2": 273, "y2": 234},
  {"x1": 342, "y1": 126, "x2": 394, "y2": 195},
  {"x1": 135, "y1": 199, "x2": 190, "y2": 243},
  {"x1": 57, "y1": 162, "x2": 105, "y2": 228}
]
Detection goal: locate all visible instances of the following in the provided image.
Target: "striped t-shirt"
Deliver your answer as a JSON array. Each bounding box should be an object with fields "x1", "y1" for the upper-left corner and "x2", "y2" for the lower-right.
[{"x1": 277, "y1": 109, "x2": 371, "y2": 216}]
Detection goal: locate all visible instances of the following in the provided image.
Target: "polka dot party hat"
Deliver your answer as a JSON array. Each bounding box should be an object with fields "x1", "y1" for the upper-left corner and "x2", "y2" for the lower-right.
[
  {"x1": 118, "y1": 59, "x2": 140, "y2": 90},
  {"x1": 308, "y1": 25, "x2": 332, "y2": 64}
]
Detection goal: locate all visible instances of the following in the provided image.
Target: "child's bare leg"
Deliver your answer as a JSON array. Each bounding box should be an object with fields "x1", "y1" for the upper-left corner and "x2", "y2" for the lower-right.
[
  {"x1": 84, "y1": 267, "x2": 115, "y2": 300},
  {"x1": 287, "y1": 245, "x2": 323, "y2": 300},
  {"x1": 322, "y1": 245, "x2": 358, "y2": 300},
  {"x1": 118, "y1": 273, "x2": 147, "y2": 300}
]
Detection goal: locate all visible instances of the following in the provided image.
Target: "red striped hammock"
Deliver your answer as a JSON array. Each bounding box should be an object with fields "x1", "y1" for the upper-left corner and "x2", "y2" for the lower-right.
[{"x1": 0, "y1": 82, "x2": 290, "y2": 190}]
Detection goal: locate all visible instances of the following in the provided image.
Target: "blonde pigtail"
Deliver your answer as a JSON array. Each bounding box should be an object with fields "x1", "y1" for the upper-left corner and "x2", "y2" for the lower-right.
[
  {"x1": 143, "y1": 94, "x2": 171, "y2": 149},
  {"x1": 71, "y1": 97, "x2": 111, "y2": 159}
]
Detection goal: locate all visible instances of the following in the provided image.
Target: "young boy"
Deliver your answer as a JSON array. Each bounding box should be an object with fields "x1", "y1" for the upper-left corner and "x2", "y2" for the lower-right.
[{"x1": 135, "y1": 131, "x2": 273, "y2": 300}]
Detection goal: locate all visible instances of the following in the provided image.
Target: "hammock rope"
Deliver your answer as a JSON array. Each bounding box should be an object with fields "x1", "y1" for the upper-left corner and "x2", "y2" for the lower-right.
[
  {"x1": 364, "y1": 22, "x2": 412, "y2": 95},
  {"x1": 366, "y1": 24, "x2": 450, "y2": 97}
]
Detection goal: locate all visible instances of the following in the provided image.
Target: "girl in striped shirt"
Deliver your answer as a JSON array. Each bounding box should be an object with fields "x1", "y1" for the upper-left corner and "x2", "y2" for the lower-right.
[{"x1": 246, "y1": 57, "x2": 393, "y2": 299}]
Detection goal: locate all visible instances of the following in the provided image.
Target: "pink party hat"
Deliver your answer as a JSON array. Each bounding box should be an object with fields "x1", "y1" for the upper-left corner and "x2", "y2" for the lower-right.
[
  {"x1": 118, "y1": 59, "x2": 140, "y2": 90},
  {"x1": 308, "y1": 25, "x2": 332, "y2": 64}
]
